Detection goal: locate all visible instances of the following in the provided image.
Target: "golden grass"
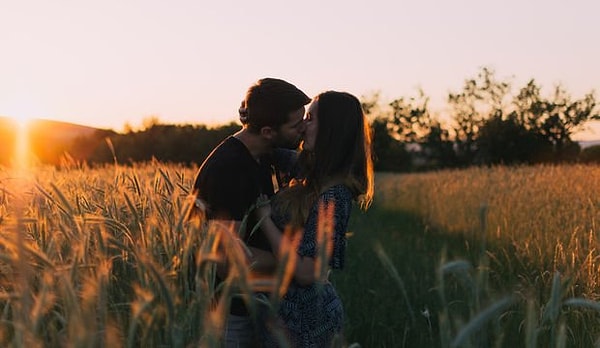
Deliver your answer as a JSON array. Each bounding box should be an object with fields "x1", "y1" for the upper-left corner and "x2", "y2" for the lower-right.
[
  {"x1": 0, "y1": 163, "x2": 216, "y2": 347},
  {"x1": 4, "y1": 162, "x2": 600, "y2": 346},
  {"x1": 0, "y1": 162, "x2": 342, "y2": 347},
  {"x1": 376, "y1": 165, "x2": 600, "y2": 298}
]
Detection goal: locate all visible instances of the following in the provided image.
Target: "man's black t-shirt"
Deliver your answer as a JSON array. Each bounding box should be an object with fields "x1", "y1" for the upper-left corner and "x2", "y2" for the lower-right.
[
  {"x1": 192, "y1": 136, "x2": 297, "y2": 315},
  {"x1": 193, "y1": 136, "x2": 274, "y2": 251}
]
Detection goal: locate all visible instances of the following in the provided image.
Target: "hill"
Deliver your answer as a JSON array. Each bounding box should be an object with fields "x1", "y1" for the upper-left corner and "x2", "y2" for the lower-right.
[
  {"x1": 0, "y1": 117, "x2": 117, "y2": 165},
  {"x1": 0, "y1": 116, "x2": 113, "y2": 140}
]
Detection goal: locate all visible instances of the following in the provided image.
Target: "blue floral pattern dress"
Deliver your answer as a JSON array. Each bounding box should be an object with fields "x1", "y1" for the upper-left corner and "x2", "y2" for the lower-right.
[{"x1": 263, "y1": 184, "x2": 353, "y2": 347}]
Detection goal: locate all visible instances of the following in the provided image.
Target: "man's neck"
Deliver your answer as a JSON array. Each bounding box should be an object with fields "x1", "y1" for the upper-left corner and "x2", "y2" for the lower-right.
[{"x1": 234, "y1": 128, "x2": 271, "y2": 161}]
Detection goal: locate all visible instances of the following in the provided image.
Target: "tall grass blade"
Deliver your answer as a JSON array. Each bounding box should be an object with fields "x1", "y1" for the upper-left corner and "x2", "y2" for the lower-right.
[
  {"x1": 525, "y1": 299, "x2": 538, "y2": 348},
  {"x1": 563, "y1": 298, "x2": 600, "y2": 312},
  {"x1": 450, "y1": 296, "x2": 515, "y2": 348},
  {"x1": 542, "y1": 271, "x2": 563, "y2": 325},
  {"x1": 374, "y1": 242, "x2": 415, "y2": 324}
]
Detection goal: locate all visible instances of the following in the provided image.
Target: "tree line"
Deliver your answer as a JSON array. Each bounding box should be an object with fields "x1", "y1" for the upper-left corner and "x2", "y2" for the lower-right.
[
  {"x1": 35, "y1": 122, "x2": 242, "y2": 167},
  {"x1": 2, "y1": 67, "x2": 599, "y2": 171},
  {"x1": 366, "y1": 67, "x2": 599, "y2": 171}
]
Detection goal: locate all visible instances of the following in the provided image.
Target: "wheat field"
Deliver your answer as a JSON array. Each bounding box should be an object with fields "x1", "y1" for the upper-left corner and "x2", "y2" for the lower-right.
[
  {"x1": 360, "y1": 165, "x2": 600, "y2": 347},
  {"x1": 2, "y1": 163, "x2": 600, "y2": 347},
  {"x1": 0, "y1": 162, "x2": 222, "y2": 347},
  {"x1": 377, "y1": 165, "x2": 600, "y2": 298}
]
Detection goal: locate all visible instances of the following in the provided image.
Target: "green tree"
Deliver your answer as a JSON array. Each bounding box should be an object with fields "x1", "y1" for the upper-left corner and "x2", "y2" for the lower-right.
[
  {"x1": 361, "y1": 93, "x2": 411, "y2": 171},
  {"x1": 388, "y1": 89, "x2": 433, "y2": 144},
  {"x1": 451, "y1": 67, "x2": 597, "y2": 165},
  {"x1": 579, "y1": 145, "x2": 600, "y2": 163},
  {"x1": 448, "y1": 67, "x2": 511, "y2": 166},
  {"x1": 370, "y1": 117, "x2": 411, "y2": 171},
  {"x1": 388, "y1": 90, "x2": 460, "y2": 170},
  {"x1": 420, "y1": 120, "x2": 457, "y2": 169},
  {"x1": 476, "y1": 115, "x2": 551, "y2": 165},
  {"x1": 513, "y1": 81, "x2": 597, "y2": 161}
]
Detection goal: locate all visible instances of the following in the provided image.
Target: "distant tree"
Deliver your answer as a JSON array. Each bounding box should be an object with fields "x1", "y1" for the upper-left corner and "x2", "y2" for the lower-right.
[
  {"x1": 579, "y1": 145, "x2": 600, "y2": 163},
  {"x1": 420, "y1": 120, "x2": 457, "y2": 169},
  {"x1": 141, "y1": 115, "x2": 163, "y2": 131},
  {"x1": 360, "y1": 91, "x2": 382, "y2": 117},
  {"x1": 370, "y1": 117, "x2": 411, "y2": 171},
  {"x1": 388, "y1": 89, "x2": 434, "y2": 144},
  {"x1": 512, "y1": 81, "x2": 597, "y2": 161},
  {"x1": 361, "y1": 93, "x2": 411, "y2": 171},
  {"x1": 60, "y1": 122, "x2": 241, "y2": 166},
  {"x1": 359, "y1": 70, "x2": 597, "y2": 170},
  {"x1": 448, "y1": 68, "x2": 597, "y2": 165},
  {"x1": 448, "y1": 67, "x2": 511, "y2": 166},
  {"x1": 476, "y1": 115, "x2": 551, "y2": 165},
  {"x1": 388, "y1": 90, "x2": 460, "y2": 170}
]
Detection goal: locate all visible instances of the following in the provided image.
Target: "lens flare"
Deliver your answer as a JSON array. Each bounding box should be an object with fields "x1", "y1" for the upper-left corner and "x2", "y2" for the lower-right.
[{"x1": 13, "y1": 115, "x2": 32, "y2": 170}]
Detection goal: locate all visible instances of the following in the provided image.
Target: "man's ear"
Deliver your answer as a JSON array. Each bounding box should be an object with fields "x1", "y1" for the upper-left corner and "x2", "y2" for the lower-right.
[{"x1": 260, "y1": 126, "x2": 275, "y2": 140}]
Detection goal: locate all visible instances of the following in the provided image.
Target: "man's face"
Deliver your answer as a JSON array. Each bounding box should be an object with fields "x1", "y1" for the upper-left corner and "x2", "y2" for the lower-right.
[{"x1": 271, "y1": 106, "x2": 306, "y2": 149}]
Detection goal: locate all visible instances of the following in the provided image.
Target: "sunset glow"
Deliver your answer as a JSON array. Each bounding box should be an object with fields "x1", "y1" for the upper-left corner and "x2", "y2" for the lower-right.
[
  {"x1": 12, "y1": 114, "x2": 33, "y2": 129},
  {"x1": 3, "y1": 98, "x2": 41, "y2": 169},
  {"x1": 1, "y1": 1, "x2": 599, "y2": 138},
  {"x1": 14, "y1": 116, "x2": 31, "y2": 170}
]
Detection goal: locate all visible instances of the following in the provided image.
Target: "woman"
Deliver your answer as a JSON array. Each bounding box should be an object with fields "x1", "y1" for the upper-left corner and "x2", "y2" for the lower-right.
[{"x1": 257, "y1": 91, "x2": 374, "y2": 347}]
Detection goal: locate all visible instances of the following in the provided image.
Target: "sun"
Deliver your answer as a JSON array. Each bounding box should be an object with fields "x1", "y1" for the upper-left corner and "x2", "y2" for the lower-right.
[
  {"x1": 2, "y1": 99, "x2": 43, "y2": 168},
  {"x1": 12, "y1": 114, "x2": 34, "y2": 129},
  {"x1": 4, "y1": 99, "x2": 40, "y2": 129}
]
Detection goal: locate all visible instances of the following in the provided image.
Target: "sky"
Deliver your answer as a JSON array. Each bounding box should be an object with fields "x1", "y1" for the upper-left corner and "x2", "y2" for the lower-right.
[{"x1": 1, "y1": 0, "x2": 599, "y2": 139}]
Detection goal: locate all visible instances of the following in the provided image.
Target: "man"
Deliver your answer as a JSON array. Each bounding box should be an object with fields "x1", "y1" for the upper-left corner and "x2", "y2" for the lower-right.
[{"x1": 191, "y1": 78, "x2": 310, "y2": 347}]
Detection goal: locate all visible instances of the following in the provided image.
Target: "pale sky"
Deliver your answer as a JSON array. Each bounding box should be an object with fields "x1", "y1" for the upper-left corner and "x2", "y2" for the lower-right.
[{"x1": 1, "y1": 0, "x2": 599, "y2": 139}]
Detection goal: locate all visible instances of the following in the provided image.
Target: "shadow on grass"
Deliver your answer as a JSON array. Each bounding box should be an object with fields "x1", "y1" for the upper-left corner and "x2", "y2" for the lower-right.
[
  {"x1": 332, "y1": 205, "x2": 600, "y2": 348},
  {"x1": 332, "y1": 206, "x2": 475, "y2": 347}
]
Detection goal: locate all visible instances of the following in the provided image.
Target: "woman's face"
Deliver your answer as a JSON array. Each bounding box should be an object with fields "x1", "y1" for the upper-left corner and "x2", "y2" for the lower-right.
[{"x1": 302, "y1": 99, "x2": 319, "y2": 151}]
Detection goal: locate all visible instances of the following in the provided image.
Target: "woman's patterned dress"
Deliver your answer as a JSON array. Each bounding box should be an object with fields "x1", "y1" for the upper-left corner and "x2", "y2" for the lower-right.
[{"x1": 262, "y1": 184, "x2": 353, "y2": 347}]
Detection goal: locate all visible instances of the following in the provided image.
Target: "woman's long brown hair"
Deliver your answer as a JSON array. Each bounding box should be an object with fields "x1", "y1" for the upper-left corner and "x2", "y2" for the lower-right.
[{"x1": 274, "y1": 91, "x2": 374, "y2": 227}]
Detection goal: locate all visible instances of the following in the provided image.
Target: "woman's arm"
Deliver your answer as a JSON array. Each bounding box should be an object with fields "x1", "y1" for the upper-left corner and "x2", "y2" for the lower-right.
[
  {"x1": 209, "y1": 219, "x2": 278, "y2": 279},
  {"x1": 258, "y1": 187, "x2": 352, "y2": 287},
  {"x1": 259, "y1": 214, "x2": 316, "y2": 286}
]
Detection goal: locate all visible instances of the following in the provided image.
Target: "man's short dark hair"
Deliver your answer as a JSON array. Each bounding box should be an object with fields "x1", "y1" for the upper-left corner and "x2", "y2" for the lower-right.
[{"x1": 240, "y1": 78, "x2": 310, "y2": 131}]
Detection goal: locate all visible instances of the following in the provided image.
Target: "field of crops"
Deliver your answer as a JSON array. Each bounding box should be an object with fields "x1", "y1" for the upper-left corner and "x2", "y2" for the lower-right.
[
  {"x1": 340, "y1": 165, "x2": 600, "y2": 347},
  {"x1": 2, "y1": 163, "x2": 600, "y2": 347}
]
